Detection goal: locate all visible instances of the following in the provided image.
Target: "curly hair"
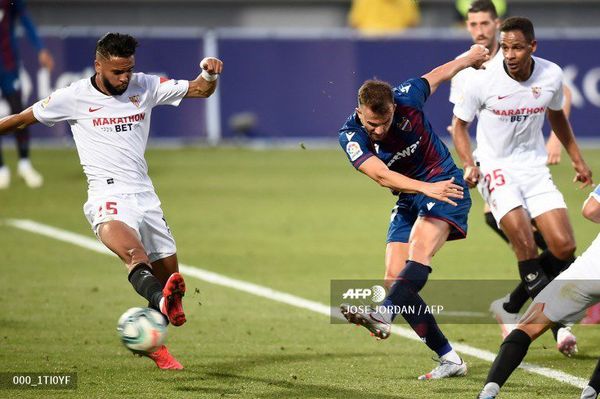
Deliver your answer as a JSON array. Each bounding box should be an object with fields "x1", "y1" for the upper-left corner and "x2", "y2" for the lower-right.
[{"x1": 96, "y1": 33, "x2": 139, "y2": 59}]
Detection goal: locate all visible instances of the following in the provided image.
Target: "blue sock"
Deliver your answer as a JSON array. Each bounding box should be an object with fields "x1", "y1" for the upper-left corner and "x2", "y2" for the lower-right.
[{"x1": 382, "y1": 260, "x2": 451, "y2": 357}]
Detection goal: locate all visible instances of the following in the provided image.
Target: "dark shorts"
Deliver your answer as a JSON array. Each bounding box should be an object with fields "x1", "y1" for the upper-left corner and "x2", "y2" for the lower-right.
[{"x1": 386, "y1": 172, "x2": 471, "y2": 243}]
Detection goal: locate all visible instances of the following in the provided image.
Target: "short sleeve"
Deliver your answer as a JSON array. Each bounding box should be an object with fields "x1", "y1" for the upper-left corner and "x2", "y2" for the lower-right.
[
  {"x1": 394, "y1": 78, "x2": 430, "y2": 110},
  {"x1": 32, "y1": 86, "x2": 76, "y2": 127},
  {"x1": 452, "y1": 77, "x2": 481, "y2": 123},
  {"x1": 339, "y1": 129, "x2": 374, "y2": 169},
  {"x1": 548, "y1": 72, "x2": 564, "y2": 111},
  {"x1": 149, "y1": 75, "x2": 190, "y2": 107},
  {"x1": 449, "y1": 70, "x2": 466, "y2": 105}
]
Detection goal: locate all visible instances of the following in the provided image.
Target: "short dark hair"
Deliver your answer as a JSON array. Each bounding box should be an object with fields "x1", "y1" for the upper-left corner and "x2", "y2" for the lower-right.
[
  {"x1": 96, "y1": 33, "x2": 139, "y2": 59},
  {"x1": 358, "y1": 80, "x2": 394, "y2": 115},
  {"x1": 468, "y1": 0, "x2": 498, "y2": 19},
  {"x1": 501, "y1": 17, "x2": 535, "y2": 42}
]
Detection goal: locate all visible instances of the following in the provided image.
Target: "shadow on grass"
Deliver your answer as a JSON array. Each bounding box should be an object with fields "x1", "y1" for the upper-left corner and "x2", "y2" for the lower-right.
[{"x1": 160, "y1": 352, "x2": 410, "y2": 398}]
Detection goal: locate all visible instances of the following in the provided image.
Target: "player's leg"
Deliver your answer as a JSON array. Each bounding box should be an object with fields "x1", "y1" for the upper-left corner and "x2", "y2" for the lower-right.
[
  {"x1": 531, "y1": 206, "x2": 578, "y2": 350},
  {"x1": 534, "y1": 208, "x2": 576, "y2": 275},
  {"x1": 383, "y1": 242, "x2": 409, "y2": 289},
  {"x1": 139, "y1": 193, "x2": 186, "y2": 326},
  {"x1": 151, "y1": 254, "x2": 179, "y2": 286},
  {"x1": 478, "y1": 303, "x2": 552, "y2": 399},
  {"x1": 151, "y1": 254, "x2": 186, "y2": 327},
  {"x1": 483, "y1": 202, "x2": 530, "y2": 324},
  {"x1": 499, "y1": 207, "x2": 550, "y2": 298},
  {"x1": 483, "y1": 203, "x2": 509, "y2": 243},
  {"x1": 404, "y1": 217, "x2": 466, "y2": 379},
  {"x1": 582, "y1": 359, "x2": 600, "y2": 399},
  {"x1": 486, "y1": 207, "x2": 550, "y2": 340},
  {"x1": 5, "y1": 90, "x2": 43, "y2": 188},
  {"x1": 341, "y1": 203, "x2": 412, "y2": 338},
  {"x1": 97, "y1": 220, "x2": 164, "y2": 310},
  {"x1": 98, "y1": 220, "x2": 185, "y2": 370}
]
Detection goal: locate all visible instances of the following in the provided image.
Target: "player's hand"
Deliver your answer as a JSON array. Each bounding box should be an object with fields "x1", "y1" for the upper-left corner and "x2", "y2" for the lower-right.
[
  {"x1": 200, "y1": 57, "x2": 224, "y2": 76},
  {"x1": 467, "y1": 44, "x2": 490, "y2": 69},
  {"x1": 38, "y1": 49, "x2": 54, "y2": 71},
  {"x1": 423, "y1": 177, "x2": 464, "y2": 207},
  {"x1": 466, "y1": 44, "x2": 490, "y2": 70},
  {"x1": 463, "y1": 164, "x2": 480, "y2": 188},
  {"x1": 573, "y1": 160, "x2": 593, "y2": 188}
]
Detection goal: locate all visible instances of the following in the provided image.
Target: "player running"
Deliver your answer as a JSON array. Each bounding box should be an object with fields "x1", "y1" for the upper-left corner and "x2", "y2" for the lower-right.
[
  {"x1": 338, "y1": 44, "x2": 489, "y2": 380},
  {"x1": 448, "y1": 0, "x2": 580, "y2": 350},
  {"x1": 0, "y1": 33, "x2": 223, "y2": 369},
  {"x1": 478, "y1": 183, "x2": 600, "y2": 399}
]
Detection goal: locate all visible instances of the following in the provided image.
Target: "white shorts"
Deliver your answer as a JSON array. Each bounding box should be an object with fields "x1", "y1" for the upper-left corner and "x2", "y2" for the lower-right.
[
  {"x1": 534, "y1": 233, "x2": 600, "y2": 324},
  {"x1": 476, "y1": 161, "x2": 567, "y2": 223},
  {"x1": 83, "y1": 191, "x2": 176, "y2": 263}
]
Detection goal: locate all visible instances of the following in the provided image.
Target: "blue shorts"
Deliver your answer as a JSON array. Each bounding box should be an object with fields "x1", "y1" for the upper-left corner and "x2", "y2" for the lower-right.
[
  {"x1": 0, "y1": 70, "x2": 20, "y2": 96},
  {"x1": 386, "y1": 172, "x2": 471, "y2": 243}
]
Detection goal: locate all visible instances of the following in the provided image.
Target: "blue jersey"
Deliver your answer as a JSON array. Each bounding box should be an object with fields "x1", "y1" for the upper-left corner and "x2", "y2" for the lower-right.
[
  {"x1": 0, "y1": 0, "x2": 44, "y2": 74},
  {"x1": 339, "y1": 78, "x2": 460, "y2": 185}
]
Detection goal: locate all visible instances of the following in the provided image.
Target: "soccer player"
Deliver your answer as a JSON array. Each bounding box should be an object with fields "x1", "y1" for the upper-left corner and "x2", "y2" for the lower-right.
[
  {"x1": 477, "y1": 183, "x2": 600, "y2": 399},
  {"x1": 0, "y1": 33, "x2": 223, "y2": 369},
  {"x1": 0, "y1": 0, "x2": 54, "y2": 189},
  {"x1": 449, "y1": 0, "x2": 580, "y2": 347},
  {"x1": 339, "y1": 44, "x2": 489, "y2": 380},
  {"x1": 452, "y1": 16, "x2": 592, "y2": 356}
]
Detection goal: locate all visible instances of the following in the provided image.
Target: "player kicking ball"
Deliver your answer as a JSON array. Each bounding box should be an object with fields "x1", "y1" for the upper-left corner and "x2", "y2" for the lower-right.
[
  {"x1": 338, "y1": 44, "x2": 489, "y2": 380},
  {"x1": 478, "y1": 183, "x2": 600, "y2": 399},
  {"x1": 0, "y1": 33, "x2": 223, "y2": 369}
]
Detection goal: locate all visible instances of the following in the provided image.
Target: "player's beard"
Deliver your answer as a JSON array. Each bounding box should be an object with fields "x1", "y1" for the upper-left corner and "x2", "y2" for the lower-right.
[{"x1": 103, "y1": 76, "x2": 128, "y2": 96}]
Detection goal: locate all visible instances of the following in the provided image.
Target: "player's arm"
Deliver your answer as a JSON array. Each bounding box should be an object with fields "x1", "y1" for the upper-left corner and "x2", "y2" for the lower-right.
[
  {"x1": 547, "y1": 108, "x2": 593, "y2": 188},
  {"x1": 421, "y1": 44, "x2": 489, "y2": 95},
  {"x1": 451, "y1": 116, "x2": 479, "y2": 188},
  {"x1": 358, "y1": 156, "x2": 464, "y2": 206},
  {"x1": 0, "y1": 107, "x2": 39, "y2": 135},
  {"x1": 185, "y1": 57, "x2": 223, "y2": 98},
  {"x1": 546, "y1": 85, "x2": 572, "y2": 165}
]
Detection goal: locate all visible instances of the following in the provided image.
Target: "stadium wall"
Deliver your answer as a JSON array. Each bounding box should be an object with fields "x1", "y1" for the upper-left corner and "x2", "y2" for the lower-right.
[{"x1": 4, "y1": 28, "x2": 600, "y2": 144}]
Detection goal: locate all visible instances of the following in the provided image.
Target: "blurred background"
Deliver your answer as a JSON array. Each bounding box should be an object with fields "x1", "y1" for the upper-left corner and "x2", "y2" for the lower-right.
[{"x1": 5, "y1": 0, "x2": 600, "y2": 146}]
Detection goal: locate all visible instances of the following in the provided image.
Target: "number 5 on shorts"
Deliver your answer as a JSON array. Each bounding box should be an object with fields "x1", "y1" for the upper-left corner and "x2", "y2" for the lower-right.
[{"x1": 98, "y1": 201, "x2": 118, "y2": 218}]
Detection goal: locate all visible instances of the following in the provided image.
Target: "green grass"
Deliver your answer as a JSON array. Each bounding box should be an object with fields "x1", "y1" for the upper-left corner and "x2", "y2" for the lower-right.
[{"x1": 1, "y1": 147, "x2": 600, "y2": 398}]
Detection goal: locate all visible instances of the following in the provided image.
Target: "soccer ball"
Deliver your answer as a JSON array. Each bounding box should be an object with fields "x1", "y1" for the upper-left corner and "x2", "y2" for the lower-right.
[{"x1": 117, "y1": 307, "x2": 167, "y2": 354}]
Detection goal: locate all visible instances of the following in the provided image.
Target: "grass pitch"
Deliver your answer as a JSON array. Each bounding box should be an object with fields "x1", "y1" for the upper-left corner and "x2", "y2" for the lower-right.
[{"x1": 1, "y1": 146, "x2": 600, "y2": 398}]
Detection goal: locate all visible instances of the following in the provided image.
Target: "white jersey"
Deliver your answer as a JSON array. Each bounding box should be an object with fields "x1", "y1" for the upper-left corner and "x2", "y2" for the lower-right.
[
  {"x1": 453, "y1": 56, "x2": 564, "y2": 168},
  {"x1": 32, "y1": 73, "x2": 189, "y2": 195},
  {"x1": 449, "y1": 49, "x2": 503, "y2": 105}
]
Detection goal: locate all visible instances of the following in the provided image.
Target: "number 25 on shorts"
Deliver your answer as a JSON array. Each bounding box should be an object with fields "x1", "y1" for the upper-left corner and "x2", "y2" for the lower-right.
[{"x1": 483, "y1": 169, "x2": 506, "y2": 195}]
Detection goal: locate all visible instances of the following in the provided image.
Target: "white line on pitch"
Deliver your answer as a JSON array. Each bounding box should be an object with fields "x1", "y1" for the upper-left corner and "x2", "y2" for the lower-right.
[{"x1": 5, "y1": 218, "x2": 588, "y2": 389}]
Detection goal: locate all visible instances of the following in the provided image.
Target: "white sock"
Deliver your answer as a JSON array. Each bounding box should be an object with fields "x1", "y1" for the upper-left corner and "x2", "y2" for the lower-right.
[
  {"x1": 481, "y1": 382, "x2": 500, "y2": 397},
  {"x1": 441, "y1": 349, "x2": 462, "y2": 364},
  {"x1": 18, "y1": 158, "x2": 32, "y2": 169},
  {"x1": 159, "y1": 297, "x2": 165, "y2": 313}
]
